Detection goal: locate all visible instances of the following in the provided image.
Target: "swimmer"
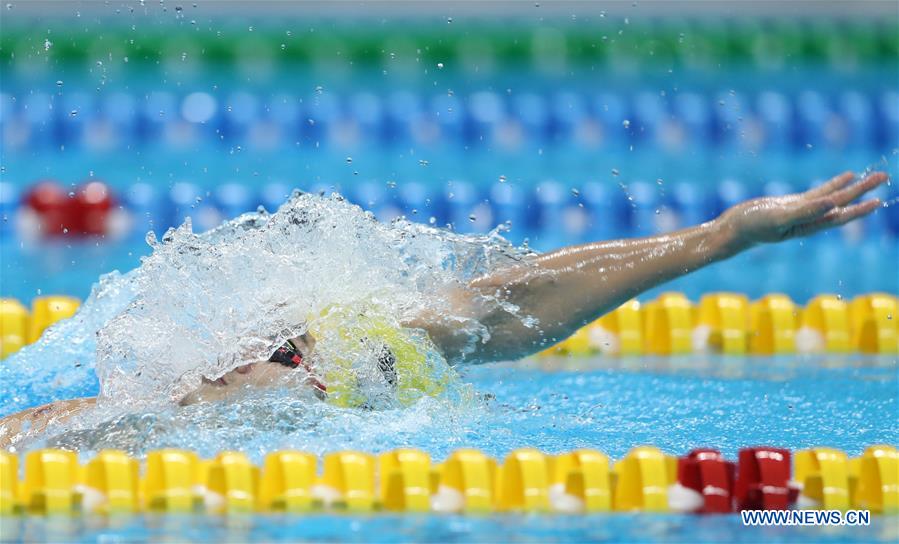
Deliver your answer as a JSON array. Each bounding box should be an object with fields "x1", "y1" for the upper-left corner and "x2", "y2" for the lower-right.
[{"x1": 0, "y1": 170, "x2": 889, "y2": 448}]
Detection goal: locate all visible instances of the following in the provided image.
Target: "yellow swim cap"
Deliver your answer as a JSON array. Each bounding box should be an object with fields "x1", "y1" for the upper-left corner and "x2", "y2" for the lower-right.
[{"x1": 307, "y1": 304, "x2": 453, "y2": 408}]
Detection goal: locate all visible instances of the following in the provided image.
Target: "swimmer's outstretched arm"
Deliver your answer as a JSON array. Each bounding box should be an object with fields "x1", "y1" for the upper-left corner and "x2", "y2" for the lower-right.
[
  {"x1": 413, "y1": 171, "x2": 888, "y2": 362},
  {"x1": 0, "y1": 397, "x2": 96, "y2": 449}
]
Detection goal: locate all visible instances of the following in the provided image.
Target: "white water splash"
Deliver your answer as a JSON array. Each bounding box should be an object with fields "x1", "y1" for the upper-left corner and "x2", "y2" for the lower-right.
[{"x1": 1, "y1": 192, "x2": 534, "y2": 454}]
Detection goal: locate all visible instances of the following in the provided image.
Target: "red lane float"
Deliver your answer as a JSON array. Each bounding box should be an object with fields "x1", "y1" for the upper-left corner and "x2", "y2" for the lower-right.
[
  {"x1": 23, "y1": 180, "x2": 114, "y2": 237},
  {"x1": 733, "y1": 447, "x2": 798, "y2": 511},
  {"x1": 74, "y1": 181, "x2": 114, "y2": 235},
  {"x1": 677, "y1": 448, "x2": 735, "y2": 513},
  {"x1": 23, "y1": 181, "x2": 71, "y2": 235}
]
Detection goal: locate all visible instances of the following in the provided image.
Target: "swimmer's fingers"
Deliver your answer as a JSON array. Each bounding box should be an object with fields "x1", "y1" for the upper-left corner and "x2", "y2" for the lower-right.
[
  {"x1": 787, "y1": 172, "x2": 887, "y2": 227},
  {"x1": 825, "y1": 172, "x2": 888, "y2": 207},
  {"x1": 821, "y1": 199, "x2": 882, "y2": 227},
  {"x1": 802, "y1": 171, "x2": 855, "y2": 199},
  {"x1": 793, "y1": 199, "x2": 882, "y2": 237}
]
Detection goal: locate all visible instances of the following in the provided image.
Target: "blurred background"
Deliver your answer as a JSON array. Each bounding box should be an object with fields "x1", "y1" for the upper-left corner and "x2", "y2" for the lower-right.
[{"x1": 1, "y1": 0, "x2": 897, "y2": 303}]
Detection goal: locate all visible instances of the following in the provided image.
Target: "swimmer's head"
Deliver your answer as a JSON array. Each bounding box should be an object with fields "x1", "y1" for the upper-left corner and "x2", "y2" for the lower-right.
[
  {"x1": 179, "y1": 333, "x2": 321, "y2": 406},
  {"x1": 177, "y1": 327, "x2": 423, "y2": 409}
]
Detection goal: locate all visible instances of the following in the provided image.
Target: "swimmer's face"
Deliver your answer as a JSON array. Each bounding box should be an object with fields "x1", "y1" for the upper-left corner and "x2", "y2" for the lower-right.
[
  {"x1": 179, "y1": 333, "x2": 317, "y2": 406},
  {"x1": 179, "y1": 363, "x2": 294, "y2": 405}
]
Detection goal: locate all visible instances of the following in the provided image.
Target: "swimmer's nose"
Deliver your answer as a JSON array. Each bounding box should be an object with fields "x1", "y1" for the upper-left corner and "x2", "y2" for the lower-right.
[{"x1": 235, "y1": 363, "x2": 256, "y2": 374}]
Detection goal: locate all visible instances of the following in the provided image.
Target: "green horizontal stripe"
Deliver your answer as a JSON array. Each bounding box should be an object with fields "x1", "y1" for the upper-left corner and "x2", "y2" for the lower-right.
[{"x1": 2, "y1": 21, "x2": 896, "y2": 66}]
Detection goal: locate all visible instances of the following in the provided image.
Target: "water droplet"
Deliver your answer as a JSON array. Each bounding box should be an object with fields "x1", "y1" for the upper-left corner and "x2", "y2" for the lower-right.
[
  {"x1": 429, "y1": 216, "x2": 436, "y2": 224},
  {"x1": 386, "y1": 180, "x2": 397, "y2": 188},
  {"x1": 436, "y1": 62, "x2": 444, "y2": 69},
  {"x1": 468, "y1": 214, "x2": 477, "y2": 222},
  {"x1": 418, "y1": 159, "x2": 429, "y2": 167},
  {"x1": 806, "y1": 143, "x2": 813, "y2": 149},
  {"x1": 446, "y1": 16, "x2": 453, "y2": 24},
  {"x1": 655, "y1": 209, "x2": 661, "y2": 215},
  {"x1": 62, "y1": 227, "x2": 68, "y2": 234},
  {"x1": 69, "y1": 110, "x2": 78, "y2": 117},
  {"x1": 56, "y1": 80, "x2": 63, "y2": 87},
  {"x1": 43, "y1": 39, "x2": 52, "y2": 51},
  {"x1": 571, "y1": 188, "x2": 580, "y2": 197},
  {"x1": 498, "y1": 175, "x2": 507, "y2": 183},
  {"x1": 656, "y1": 178, "x2": 664, "y2": 186},
  {"x1": 345, "y1": 157, "x2": 353, "y2": 164},
  {"x1": 622, "y1": 119, "x2": 630, "y2": 129},
  {"x1": 611, "y1": 168, "x2": 620, "y2": 176}
]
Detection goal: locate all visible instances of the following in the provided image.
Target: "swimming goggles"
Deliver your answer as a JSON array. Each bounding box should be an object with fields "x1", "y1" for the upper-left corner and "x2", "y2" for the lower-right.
[
  {"x1": 268, "y1": 336, "x2": 399, "y2": 405},
  {"x1": 268, "y1": 339, "x2": 328, "y2": 399}
]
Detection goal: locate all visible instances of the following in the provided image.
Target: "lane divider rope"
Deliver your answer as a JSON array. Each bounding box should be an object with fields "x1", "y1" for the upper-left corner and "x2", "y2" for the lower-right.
[
  {"x1": 1, "y1": 292, "x2": 896, "y2": 360},
  {"x1": 541, "y1": 291, "x2": 898, "y2": 357},
  {"x1": 0, "y1": 445, "x2": 895, "y2": 516}
]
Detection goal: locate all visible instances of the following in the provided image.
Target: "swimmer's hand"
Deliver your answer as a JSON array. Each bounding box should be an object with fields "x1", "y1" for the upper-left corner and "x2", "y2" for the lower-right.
[{"x1": 719, "y1": 171, "x2": 888, "y2": 250}]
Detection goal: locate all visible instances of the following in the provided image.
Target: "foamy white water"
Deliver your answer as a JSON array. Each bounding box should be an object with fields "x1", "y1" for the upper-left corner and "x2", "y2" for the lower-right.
[{"x1": 1, "y1": 192, "x2": 536, "y2": 455}]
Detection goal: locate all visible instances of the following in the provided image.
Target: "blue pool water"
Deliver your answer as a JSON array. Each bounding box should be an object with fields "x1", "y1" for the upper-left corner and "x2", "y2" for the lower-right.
[
  {"x1": 1, "y1": 356, "x2": 897, "y2": 542},
  {"x1": 15, "y1": 355, "x2": 896, "y2": 463},
  {"x1": 1, "y1": 512, "x2": 896, "y2": 543}
]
